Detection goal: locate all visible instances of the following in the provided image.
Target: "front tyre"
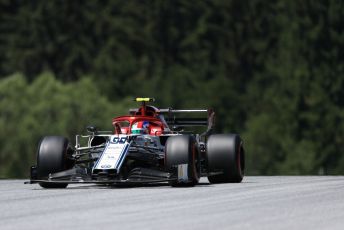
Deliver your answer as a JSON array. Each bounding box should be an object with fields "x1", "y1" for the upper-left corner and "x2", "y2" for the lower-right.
[
  {"x1": 206, "y1": 134, "x2": 245, "y2": 183},
  {"x1": 37, "y1": 136, "x2": 73, "y2": 188},
  {"x1": 165, "y1": 135, "x2": 200, "y2": 186}
]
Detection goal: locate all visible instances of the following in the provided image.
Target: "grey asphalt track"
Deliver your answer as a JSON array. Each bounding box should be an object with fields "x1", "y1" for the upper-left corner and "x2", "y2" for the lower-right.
[{"x1": 0, "y1": 176, "x2": 343, "y2": 230}]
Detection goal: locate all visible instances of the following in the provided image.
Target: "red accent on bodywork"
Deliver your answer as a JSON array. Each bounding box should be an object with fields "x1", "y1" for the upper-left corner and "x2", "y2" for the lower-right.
[
  {"x1": 112, "y1": 115, "x2": 165, "y2": 136},
  {"x1": 237, "y1": 143, "x2": 242, "y2": 175}
]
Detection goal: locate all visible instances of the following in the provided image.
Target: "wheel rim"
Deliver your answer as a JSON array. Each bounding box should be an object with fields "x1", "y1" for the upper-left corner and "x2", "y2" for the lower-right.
[
  {"x1": 191, "y1": 143, "x2": 199, "y2": 182},
  {"x1": 237, "y1": 142, "x2": 244, "y2": 177}
]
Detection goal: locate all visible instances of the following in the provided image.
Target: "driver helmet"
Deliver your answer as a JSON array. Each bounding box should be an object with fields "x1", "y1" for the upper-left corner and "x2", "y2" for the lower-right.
[{"x1": 131, "y1": 121, "x2": 150, "y2": 134}]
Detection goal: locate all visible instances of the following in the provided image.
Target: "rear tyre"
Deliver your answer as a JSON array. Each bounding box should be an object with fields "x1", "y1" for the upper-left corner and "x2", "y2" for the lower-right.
[
  {"x1": 206, "y1": 134, "x2": 245, "y2": 183},
  {"x1": 165, "y1": 135, "x2": 200, "y2": 187},
  {"x1": 37, "y1": 136, "x2": 73, "y2": 188}
]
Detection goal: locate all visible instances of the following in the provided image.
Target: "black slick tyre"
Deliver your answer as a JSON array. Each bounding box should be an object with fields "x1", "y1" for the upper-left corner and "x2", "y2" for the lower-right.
[
  {"x1": 206, "y1": 134, "x2": 245, "y2": 183},
  {"x1": 165, "y1": 135, "x2": 200, "y2": 186},
  {"x1": 37, "y1": 136, "x2": 73, "y2": 188}
]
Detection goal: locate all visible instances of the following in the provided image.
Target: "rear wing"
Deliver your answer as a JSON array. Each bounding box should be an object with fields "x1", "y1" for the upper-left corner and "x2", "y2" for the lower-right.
[
  {"x1": 162, "y1": 108, "x2": 215, "y2": 134},
  {"x1": 159, "y1": 109, "x2": 206, "y2": 125},
  {"x1": 130, "y1": 107, "x2": 215, "y2": 133}
]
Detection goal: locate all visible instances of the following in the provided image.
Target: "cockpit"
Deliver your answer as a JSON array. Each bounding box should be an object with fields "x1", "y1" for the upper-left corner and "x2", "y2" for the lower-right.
[{"x1": 112, "y1": 98, "x2": 170, "y2": 136}]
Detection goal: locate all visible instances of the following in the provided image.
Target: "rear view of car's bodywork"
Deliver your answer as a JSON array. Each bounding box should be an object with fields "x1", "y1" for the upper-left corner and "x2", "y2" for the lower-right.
[{"x1": 27, "y1": 98, "x2": 245, "y2": 188}]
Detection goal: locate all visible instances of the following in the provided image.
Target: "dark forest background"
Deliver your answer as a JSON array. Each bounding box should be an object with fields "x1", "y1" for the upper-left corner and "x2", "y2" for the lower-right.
[{"x1": 0, "y1": 0, "x2": 343, "y2": 178}]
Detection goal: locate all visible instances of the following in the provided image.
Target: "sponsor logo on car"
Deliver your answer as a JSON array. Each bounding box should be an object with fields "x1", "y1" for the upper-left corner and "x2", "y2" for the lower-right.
[{"x1": 101, "y1": 164, "x2": 111, "y2": 169}]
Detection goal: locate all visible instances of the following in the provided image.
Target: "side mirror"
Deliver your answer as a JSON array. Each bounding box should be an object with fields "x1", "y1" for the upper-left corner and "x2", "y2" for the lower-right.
[{"x1": 86, "y1": 125, "x2": 98, "y2": 133}]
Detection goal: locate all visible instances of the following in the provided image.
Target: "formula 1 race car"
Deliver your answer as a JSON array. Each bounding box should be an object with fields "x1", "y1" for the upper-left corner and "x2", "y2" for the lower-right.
[{"x1": 27, "y1": 98, "x2": 245, "y2": 188}]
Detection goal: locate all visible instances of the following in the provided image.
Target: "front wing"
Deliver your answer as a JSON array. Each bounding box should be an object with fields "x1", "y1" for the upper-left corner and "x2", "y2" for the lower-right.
[{"x1": 25, "y1": 165, "x2": 188, "y2": 186}]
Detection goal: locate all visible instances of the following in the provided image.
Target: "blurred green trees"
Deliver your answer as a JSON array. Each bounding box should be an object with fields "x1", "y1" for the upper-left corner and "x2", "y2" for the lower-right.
[
  {"x1": 0, "y1": 0, "x2": 343, "y2": 177},
  {"x1": 0, "y1": 73, "x2": 130, "y2": 177}
]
